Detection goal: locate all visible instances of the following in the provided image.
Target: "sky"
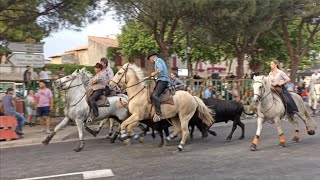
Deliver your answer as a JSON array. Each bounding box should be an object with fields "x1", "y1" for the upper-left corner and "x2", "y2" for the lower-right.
[{"x1": 43, "y1": 13, "x2": 122, "y2": 59}]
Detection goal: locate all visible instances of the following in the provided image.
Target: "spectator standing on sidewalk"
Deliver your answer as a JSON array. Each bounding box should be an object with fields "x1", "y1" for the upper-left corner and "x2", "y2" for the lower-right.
[
  {"x1": 39, "y1": 66, "x2": 52, "y2": 88},
  {"x1": 0, "y1": 88, "x2": 25, "y2": 136},
  {"x1": 26, "y1": 90, "x2": 37, "y2": 127},
  {"x1": 203, "y1": 86, "x2": 213, "y2": 98},
  {"x1": 23, "y1": 65, "x2": 32, "y2": 90},
  {"x1": 36, "y1": 81, "x2": 53, "y2": 134}
]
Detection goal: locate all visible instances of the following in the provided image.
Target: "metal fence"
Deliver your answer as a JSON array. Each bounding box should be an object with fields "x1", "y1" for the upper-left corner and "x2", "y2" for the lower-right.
[{"x1": 22, "y1": 78, "x2": 255, "y2": 118}]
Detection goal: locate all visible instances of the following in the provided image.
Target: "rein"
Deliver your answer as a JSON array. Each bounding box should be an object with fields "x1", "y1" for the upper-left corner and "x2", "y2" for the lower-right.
[{"x1": 253, "y1": 80, "x2": 274, "y2": 113}]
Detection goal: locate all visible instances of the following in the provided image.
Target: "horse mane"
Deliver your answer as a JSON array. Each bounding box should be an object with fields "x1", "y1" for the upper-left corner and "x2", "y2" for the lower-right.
[{"x1": 123, "y1": 63, "x2": 145, "y2": 83}]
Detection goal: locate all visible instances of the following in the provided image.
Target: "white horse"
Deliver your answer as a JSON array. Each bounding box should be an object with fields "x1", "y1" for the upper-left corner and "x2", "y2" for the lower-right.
[
  {"x1": 251, "y1": 76, "x2": 317, "y2": 151},
  {"x1": 308, "y1": 79, "x2": 320, "y2": 116},
  {"x1": 109, "y1": 63, "x2": 214, "y2": 152},
  {"x1": 42, "y1": 68, "x2": 132, "y2": 152}
]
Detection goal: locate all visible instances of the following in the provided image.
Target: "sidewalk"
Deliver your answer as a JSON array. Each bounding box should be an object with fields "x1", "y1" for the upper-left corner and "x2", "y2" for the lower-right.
[{"x1": 0, "y1": 118, "x2": 79, "y2": 149}]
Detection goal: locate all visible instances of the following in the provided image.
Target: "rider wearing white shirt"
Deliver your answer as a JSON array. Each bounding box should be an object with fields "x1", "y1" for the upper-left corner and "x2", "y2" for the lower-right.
[
  {"x1": 269, "y1": 60, "x2": 298, "y2": 118},
  {"x1": 311, "y1": 69, "x2": 320, "y2": 82}
]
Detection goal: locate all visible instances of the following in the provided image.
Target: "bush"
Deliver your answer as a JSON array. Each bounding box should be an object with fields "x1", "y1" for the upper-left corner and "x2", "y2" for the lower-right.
[{"x1": 34, "y1": 64, "x2": 119, "y2": 76}]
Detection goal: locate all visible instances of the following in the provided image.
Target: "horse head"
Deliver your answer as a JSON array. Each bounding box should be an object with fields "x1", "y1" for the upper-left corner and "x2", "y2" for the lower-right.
[
  {"x1": 252, "y1": 75, "x2": 270, "y2": 103},
  {"x1": 110, "y1": 63, "x2": 145, "y2": 90},
  {"x1": 54, "y1": 68, "x2": 90, "y2": 90}
]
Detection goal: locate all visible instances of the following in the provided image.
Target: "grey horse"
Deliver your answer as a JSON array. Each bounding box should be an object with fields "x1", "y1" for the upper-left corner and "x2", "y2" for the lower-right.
[
  {"x1": 308, "y1": 79, "x2": 320, "y2": 116},
  {"x1": 42, "y1": 68, "x2": 131, "y2": 152},
  {"x1": 250, "y1": 75, "x2": 317, "y2": 151}
]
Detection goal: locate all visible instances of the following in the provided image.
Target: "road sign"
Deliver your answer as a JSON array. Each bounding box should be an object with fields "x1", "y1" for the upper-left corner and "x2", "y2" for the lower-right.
[
  {"x1": 8, "y1": 53, "x2": 44, "y2": 67},
  {"x1": 7, "y1": 42, "x2": 43, "y2": 53}
]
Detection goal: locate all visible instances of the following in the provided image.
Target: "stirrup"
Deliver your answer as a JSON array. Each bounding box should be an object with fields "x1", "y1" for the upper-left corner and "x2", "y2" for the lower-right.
[{"x1": 153, "y1": 114, "x2": 162, "y2": 122}]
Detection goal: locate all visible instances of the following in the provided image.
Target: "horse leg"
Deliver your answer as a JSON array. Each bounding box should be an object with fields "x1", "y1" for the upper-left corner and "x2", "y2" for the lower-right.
[
  {"x1": 238, "y1": 120, "x2": 245, "y2": 140},
  {"x1": 73, "y1": 119, "x2": 85, "y2": 152},
  {"x1": 110, "y1": 125, "x2": 120, "y2": 143},
  {"x1": 292, "y1": 121, "x2": 301, "y2": 142},
  {"x1": 250, "y1": 117, "x2": 263, "y2": 151},
  {"x1": 275, "y1": 118, "x2": 286, "y2": 147},
  {"x1": 42, "y1": 117, "x2": 69, "y2": 145},
  {"x1": 189, "y1": 124, "x2": 195, "y2": 140},
  {"x1": 119, "y1": 114, "x2": 140, "y2": 145},
  {"x1": 166, "y1": 117, "x2": 181, "y2": 143},
  {"x1": 107, "y1": 118, "x2": 115, "y2": 138},
  {"x1": 177, "y1": 113, "x2": 194, "y2": 152}
]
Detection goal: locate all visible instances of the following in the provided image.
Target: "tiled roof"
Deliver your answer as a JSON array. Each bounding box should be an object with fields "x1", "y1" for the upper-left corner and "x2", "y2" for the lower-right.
[
  {"x1": 64, "y1": 46, "x2": 88, "y2": 53},
  {"x1": 88, "y1": 36, "x2": 119, "y2": 47}
]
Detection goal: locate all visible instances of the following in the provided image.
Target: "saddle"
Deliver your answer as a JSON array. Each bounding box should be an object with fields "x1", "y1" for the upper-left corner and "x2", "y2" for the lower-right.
[
  {"x1": 86, "y1": 89, "x2": 117, "y2": 107},
  {"x1": 145, "y1": 80, "x2": 175, "y2": 105}
]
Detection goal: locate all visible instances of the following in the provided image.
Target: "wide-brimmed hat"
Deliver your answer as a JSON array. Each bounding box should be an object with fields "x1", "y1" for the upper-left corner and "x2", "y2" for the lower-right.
[
  {"x1": 94, "y1": 63, "x2": 103, "y2": 69},
  {"x1": 147, "y1": 51, "x2": 157, "y2": 60}
]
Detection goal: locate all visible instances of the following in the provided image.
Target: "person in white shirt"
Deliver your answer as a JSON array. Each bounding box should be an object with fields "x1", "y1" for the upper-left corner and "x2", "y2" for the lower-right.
[
  {"x1": 100, "y1": 58, "x2": 114, "y2": 96},
  {"x1": 39, "y1": 66, "x2": 52, "y2": 87},
  {"x1": 311, "y1": 69, "x2": 320, "y2": 82}
]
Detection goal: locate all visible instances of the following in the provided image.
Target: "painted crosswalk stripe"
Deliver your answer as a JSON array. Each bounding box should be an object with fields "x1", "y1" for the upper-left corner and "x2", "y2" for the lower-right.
[{"x1": 16, "y1": 169, "x2": 114, "y2": 180}]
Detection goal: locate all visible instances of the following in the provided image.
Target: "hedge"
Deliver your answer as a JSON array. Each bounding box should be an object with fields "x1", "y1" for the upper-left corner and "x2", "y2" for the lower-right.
[{"x1": 34, "y1": 64, "x2": 119, "y2": 76}]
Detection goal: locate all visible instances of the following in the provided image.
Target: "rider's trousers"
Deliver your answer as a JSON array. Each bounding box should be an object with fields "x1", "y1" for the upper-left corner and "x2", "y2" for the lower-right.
[
  {"x1": 152, "y1": 80, "x2": 169, "y2": 114},
  {"x1": 90, "y1": 89, "x2": 104, "y2": 117},
  {"x1": 281, "y1": 85, "x2": 299, "y2": 114}
]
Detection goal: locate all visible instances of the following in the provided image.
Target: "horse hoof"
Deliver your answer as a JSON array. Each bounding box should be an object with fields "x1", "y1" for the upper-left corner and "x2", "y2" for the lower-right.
[
  {"x1": 292, "y1": 136, "x2": 300, "y2": 142},
  {"x1": 226, "y1": 137, "x2": 232, "y2": 141},
  {"x1": 42, "y1": 140, "x2": 49, "y2": 145},
  {"x1": 177, "y1": 144, "x2": 184, "y2": 151},
  {"x1": 138, "y1": 137, "x2": 144, "y2": 144},
  {"x1": 278, "y1": 142, "x2": 286, "y2": 147},
  {"x1": 171, "y1": 149, "x2": 179, "y2": 155},
  {"x1": 73, "y1": 147, "x2": 83, "y2": 152},
  {"x1": 110, "y1": 139, "x2": 115, "y2": 143},
  {"x1": 133, "y1": 134, "x2": 139, "y2": 140},
  {"x1": 238, "y1": 136, "x2": 245, "y2": 140},
  {"x1": 123, "y1": 138, "x2": 131, "y2": 145},
  {"x1": 250, "y1": 144, "x2": 257, "y2": 151},
  {"x1": 120, "y1": 134, "x2": 128, "y2": 141},
  {"x1": 307, "y1": 130, "x2": 315, "y2": 136}
]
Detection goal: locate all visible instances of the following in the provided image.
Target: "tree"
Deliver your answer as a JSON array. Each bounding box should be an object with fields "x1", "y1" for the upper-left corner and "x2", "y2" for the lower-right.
[
  {"x1": 197, "y1": 0, "x2": 282, "y2": 78},
  {"x1": 107, "y1": 0, "x2": 217, "y2": 65},
  {"x1": 0, "y1": 0, "x2": 107, "y2": 40},
  {"x1": 277, "y1": 0, "x2": 320, "y2": 81},
  {"x1": 118, "y1": 20, "x2": 159, "y2": 60}
]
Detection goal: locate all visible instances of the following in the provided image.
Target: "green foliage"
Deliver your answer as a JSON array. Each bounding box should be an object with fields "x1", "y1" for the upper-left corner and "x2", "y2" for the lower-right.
[
  {"x1": 0, "y1": 0, "x2": 106, "y2": 40},
  {"x1": 118, "y1": 20, "x2": 159, "y2": 59},
  {"x1": 33, "y1": 64, "x2": 119, "y2": 77},
  {"x1": 34, "y1": 64, "x2": 95, "y2": 76},
  {"x1": 106, "y1": 48, "x2": 119, "y2": 64}
]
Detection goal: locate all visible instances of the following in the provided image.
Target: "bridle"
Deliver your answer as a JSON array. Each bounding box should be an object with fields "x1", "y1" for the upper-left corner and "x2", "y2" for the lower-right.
[
  {"x1": 57, "y1": 73, "x2": 89, "y2": 107},
  {"x1": 56, "y1": 74, "x2": 89, "y2": 91},
  {"x1": 110, "y1": 65, "x2": 150, "y2": 101},
  {"x1": 253, "y1": 80, "x2": 271, "y2": 101}
]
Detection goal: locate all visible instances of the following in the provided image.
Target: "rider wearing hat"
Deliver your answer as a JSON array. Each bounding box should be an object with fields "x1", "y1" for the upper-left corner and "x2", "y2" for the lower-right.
[
  {"x1": 269, "y1": 60, "x2": 298, "y2": 119},
  {"x1": 147, "y1": 51, "x2": 170, "y2": 122},
  {"x1": 89, "y1": 63, "x2": 106, "y2": 120}
]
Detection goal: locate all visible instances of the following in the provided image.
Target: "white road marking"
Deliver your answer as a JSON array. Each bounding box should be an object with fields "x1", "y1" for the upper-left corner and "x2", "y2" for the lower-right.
[
  {"x1": 16, "y1": 169, "x2": 114, "y2": 180},
  {"x1": 83, "y1": 169, "x2": 114, "y2": 179}
]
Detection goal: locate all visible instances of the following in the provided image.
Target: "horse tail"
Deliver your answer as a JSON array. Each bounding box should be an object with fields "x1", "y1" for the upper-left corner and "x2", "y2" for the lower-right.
[
  {"x1": 193, "y1": 96, "x2": 215, "y2": 127},
  {"x1": 303, "y1": 105, "x2": 318, "y2": 130}
]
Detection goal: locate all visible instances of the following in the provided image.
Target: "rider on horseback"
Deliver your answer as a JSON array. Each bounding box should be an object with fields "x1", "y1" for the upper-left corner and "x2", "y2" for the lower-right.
[
  {"x1": 147, "y1": 51, "x2": 170, "y2": 122},
  {"x1": 89, "y1": 63, "x2": 107, "y2": 120},
  {"x1": 100, "y1": 57, "x2": 113, "y2": 97},
  {"x1": 269, "y1": 60, "x2": 299, "y2": 119},
  {"x1": 311, "y1": 68, "x2": 320, "y2": 83}
]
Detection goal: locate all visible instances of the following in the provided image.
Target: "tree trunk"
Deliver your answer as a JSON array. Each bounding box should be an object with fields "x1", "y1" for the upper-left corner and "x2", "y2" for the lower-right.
[
  {"x1": 237, "y1": 53, "x2": 245, "y2": 78},
  {"x1": 159, "y1": 48, "x2": 171, "y2": 72},
  {"x1": 289, "y1": 54, "x2": 300, "y2": 83}
]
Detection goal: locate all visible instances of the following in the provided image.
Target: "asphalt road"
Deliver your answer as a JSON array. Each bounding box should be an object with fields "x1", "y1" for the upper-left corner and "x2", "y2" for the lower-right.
[{"x1": 1, "y1": 117, "x2": 320, "y2": 180}]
